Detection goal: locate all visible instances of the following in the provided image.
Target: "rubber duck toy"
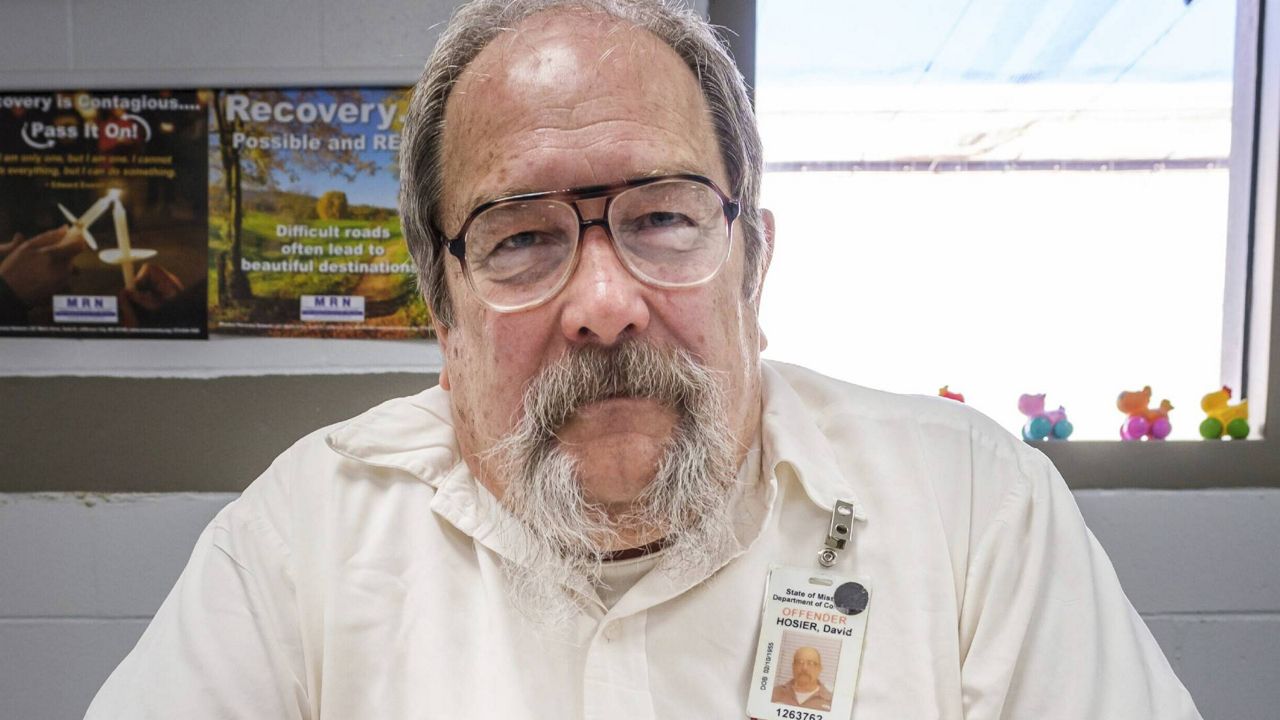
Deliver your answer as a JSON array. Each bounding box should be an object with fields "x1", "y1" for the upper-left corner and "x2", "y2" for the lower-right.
[
  {"x1": 1019, "y1": 393, "x2": 1073, "y2": 441},
  {"x1": 1117, "y1": 386, "x2": 1173, "y2": 441},
  {"x1": 1199, "y1": 386, "x2": 1249, "y2": 440}
]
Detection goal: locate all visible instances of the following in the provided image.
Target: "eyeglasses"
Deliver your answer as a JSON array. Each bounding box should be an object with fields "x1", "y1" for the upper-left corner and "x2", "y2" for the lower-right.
[{"x1": 437, "y1": 174, "x2": 740, "y2": 313}]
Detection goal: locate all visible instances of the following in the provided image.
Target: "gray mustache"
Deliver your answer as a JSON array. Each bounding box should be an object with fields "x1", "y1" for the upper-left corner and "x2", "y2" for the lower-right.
[{"x1": 520, "y1": 341, "x2": 721, "y2": 435}]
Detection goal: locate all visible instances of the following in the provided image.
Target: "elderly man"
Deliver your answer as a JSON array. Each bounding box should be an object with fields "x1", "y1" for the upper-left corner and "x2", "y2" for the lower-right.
[
  {"x1": 88, "y1": 1, "x2": 1201, "y2": 718},
  {"x1": 772, "y1": 646, "x2": 834, "y2": 711}
]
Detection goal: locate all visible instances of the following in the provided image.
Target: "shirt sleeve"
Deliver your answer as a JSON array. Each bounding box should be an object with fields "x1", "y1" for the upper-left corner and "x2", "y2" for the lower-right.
[
  {"x1": 957, "y1": 448, "x2": 1201, "y2": 720},
  {"x1": 84, "y1": 487, "x2": 310, "y2": 720}
]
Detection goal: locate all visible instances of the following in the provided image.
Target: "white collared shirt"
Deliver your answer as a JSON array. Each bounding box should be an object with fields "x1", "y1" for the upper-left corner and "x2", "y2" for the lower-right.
[{"x1": 86, "y1": 361, "x2": 1201, "y2": 719}]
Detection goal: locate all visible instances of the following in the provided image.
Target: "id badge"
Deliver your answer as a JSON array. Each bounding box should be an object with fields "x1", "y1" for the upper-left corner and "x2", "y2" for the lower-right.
[{"x1": 746, "y1": 565, "x2": 871, "y2": 720}]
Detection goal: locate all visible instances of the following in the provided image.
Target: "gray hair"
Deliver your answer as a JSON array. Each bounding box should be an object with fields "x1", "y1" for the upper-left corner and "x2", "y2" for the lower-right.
[{"x1": 399, "y1": 0, "x2": 765, "y2": 329}]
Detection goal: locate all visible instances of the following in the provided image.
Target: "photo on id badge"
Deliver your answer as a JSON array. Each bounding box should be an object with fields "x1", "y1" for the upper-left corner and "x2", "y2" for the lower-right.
[{"x1": 770, "y1": 630, "x2": 841, "y2": 712}]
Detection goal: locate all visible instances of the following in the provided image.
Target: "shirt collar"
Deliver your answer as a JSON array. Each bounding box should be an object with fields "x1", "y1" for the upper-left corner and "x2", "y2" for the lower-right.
[
  {"x1": 760, "y1": 361, "x2": 868, "y2": 521},
  {"x1": 324, "y1": 385, "x2": 460, "y2": 488},
  {"x1": 323, "y1": 359, "x2": 867, "y2": 524},
  {"x1": 324, "y1": 387, "x2": 508, "y2": 548}
]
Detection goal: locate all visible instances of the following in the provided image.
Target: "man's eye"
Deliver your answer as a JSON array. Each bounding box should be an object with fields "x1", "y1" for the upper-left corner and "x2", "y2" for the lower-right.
[
  {"x1": 493, "y1": 231, "x2": 543, "y2": 252},
  {"x1": 634, "y1": 211, "x2": 692, "y2": 230},
  {"x1": 473, "y1": 229, "x2": 572, "y2": 285}
]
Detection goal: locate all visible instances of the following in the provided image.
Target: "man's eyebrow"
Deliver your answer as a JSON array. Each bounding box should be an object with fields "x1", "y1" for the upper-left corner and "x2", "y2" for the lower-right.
[
  {"x1": 461, "y1": 167, "x2": 705, "y2": 212},
  {"x1": 459, "y1": 186, "x2": 538, "y2": 214}
]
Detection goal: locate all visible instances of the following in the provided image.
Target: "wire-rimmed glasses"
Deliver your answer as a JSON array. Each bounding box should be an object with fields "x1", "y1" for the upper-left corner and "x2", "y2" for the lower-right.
[{"x1": 437, "y1": 174, "x2": 741, "y2": 313}]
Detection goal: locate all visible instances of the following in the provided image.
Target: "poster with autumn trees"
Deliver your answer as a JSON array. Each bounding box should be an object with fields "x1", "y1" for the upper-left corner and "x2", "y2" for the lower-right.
[{"x1": 206, "y1": 87, "x2": 429, "y2": 338}]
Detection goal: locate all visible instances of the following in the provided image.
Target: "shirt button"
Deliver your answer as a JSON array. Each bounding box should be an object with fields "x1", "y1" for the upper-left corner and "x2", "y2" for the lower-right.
[{"x1": 603, "y1": 621, "x2": 619, "y2": 642}]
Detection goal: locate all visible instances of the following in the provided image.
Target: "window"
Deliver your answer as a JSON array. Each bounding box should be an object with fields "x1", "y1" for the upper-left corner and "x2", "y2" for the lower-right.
[{"x1": 710, "y1": 0, "x2": 1280, "y2": 484}]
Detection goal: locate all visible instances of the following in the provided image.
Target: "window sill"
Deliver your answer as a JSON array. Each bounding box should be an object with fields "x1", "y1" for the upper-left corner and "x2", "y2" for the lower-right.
[{"x1": 1035, "y1": 439, "x2": 1280, "y2": 489}]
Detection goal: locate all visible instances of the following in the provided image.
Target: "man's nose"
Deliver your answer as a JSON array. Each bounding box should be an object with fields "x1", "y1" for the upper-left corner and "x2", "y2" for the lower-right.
[{"x1": 558, "y1": 225, "x2": 650, "y2": 345}]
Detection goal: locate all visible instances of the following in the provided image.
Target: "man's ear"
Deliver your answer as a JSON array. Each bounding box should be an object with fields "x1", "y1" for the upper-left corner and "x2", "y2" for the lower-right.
[
  {"x1": 756, "y1": 208, "x2": 775, "y2": 306},
  {"x1": 757, "y1": 208, "x2": 776, "y2": 351},
  {"x1": 435, "y1": 322, "x2": 452, "y2": 390}
]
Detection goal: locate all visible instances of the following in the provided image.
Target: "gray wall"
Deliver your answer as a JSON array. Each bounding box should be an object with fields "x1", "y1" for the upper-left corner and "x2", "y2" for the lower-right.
[
  {"x1": 0, "y1": 1, "x2": 1276, "y2": 719},
  {"x1": 0, "y1": 373, "x2": 436, "y2": 492}
]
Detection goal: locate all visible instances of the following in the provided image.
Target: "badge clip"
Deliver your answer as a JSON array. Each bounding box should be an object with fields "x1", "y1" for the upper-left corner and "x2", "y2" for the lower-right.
[{"x1": 817, "y1": 499, "x2": 855, "y2": 567}]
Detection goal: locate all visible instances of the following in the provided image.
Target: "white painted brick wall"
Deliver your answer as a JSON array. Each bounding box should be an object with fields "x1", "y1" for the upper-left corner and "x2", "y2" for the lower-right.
[
  {"x1": 1, "y1": 618, "x2": 152, "y2": 720},
  {"x1": 1076, "y1": 490, "x2": 1280, "y2": 720},
  {"x1": 76, "y1": 1, "x2": 323, "y2": 71},
  {"x1": 1076, "y1": 489, "x2": 1280, "y2": 615},
  {"x1": 0, "y1": 0, "x2": 68, "y2": 73},
  {"x1": 0, "y1": 494, "x2": 236, "y2": 618}
]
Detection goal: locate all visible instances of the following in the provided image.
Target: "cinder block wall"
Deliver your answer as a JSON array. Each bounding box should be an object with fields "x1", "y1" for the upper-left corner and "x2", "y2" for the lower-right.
[{"x1": 1, "y1": 2, "x2": 1278, "y2": 720}]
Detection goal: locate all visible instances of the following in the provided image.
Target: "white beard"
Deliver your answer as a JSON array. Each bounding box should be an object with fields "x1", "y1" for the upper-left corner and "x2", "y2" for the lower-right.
[{"x1": 482, "y1": 340, "x2": 741, "y2": 625}]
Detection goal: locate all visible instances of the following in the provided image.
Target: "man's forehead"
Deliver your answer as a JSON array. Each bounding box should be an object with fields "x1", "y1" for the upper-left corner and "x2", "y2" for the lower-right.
[
  {"x1": 439, "y1": 9, "x2": 724, "y2": 223},
  {"x1": 456, "y1": 10, "x2": 669, "y2": 100}
]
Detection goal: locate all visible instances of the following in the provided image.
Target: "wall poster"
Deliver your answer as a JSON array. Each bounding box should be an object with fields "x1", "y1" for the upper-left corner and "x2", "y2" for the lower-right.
[
  {"x1": 0, "y1": 90, "x2": 208, "y2": 338},
  {"x1": 207, "y1": 88, "x2": 429, "y2": 338}
]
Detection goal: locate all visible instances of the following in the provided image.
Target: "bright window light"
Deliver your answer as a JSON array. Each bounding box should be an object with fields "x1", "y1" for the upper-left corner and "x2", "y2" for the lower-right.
[{"x1": 756, "y1": 0, "x2": 1238, "y2": 440}]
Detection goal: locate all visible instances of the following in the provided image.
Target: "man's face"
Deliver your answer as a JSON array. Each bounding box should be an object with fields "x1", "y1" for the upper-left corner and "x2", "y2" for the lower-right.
[
  {"x1": 436, "y1": 11, "x2": 767, "y2": 546},
  {"x1": 793, "y1": 647, "x2": 822, "y2": 689}
]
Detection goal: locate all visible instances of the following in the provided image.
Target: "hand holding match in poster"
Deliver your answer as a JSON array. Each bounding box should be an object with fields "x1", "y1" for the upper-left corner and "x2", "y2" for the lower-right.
[
  {"x1": 56, "y1": 189, "x2": 158, "y2": 291},
  {"x1": 56, "y1": 194, "x2": 112, "y2": 250},
  {"x1": 96, "y1": 189, "x2": 157, "y2": 291}
]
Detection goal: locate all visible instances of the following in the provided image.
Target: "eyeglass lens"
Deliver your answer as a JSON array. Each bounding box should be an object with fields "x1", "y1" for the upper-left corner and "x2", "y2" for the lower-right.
[{"x1": 463, "y1": 179, "x2": 731, "y2": 310}]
